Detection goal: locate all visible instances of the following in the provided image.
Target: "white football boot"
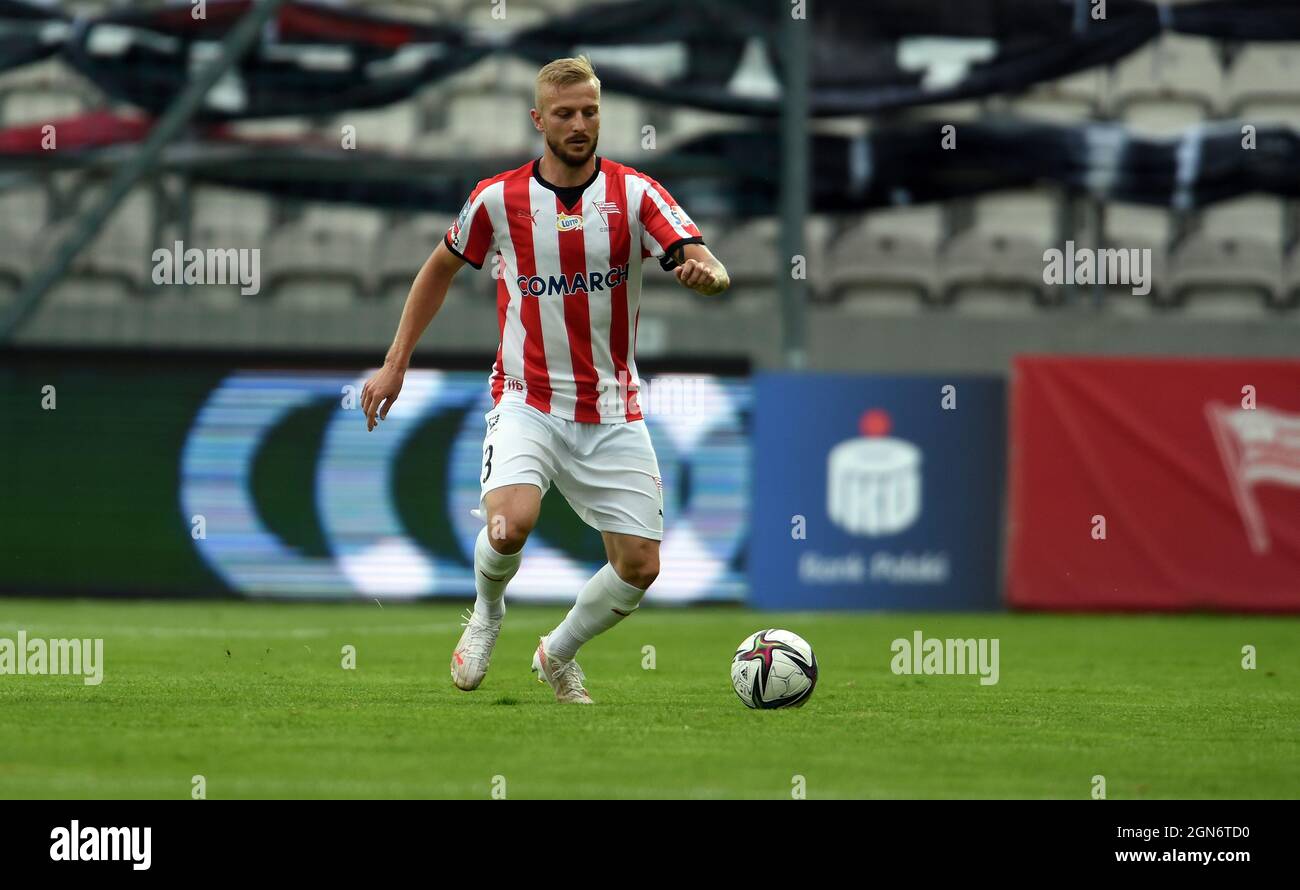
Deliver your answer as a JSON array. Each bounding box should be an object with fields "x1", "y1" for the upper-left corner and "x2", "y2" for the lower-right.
[
  {"x1": 531, "y1": 635, "x2": 595, "y2": 704},
  {"x1": 450, "y1": 609, "x2": 502, "y2": 691}
]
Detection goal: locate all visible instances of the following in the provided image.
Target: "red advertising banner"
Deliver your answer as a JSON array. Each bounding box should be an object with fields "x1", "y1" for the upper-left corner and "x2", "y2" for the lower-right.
[{"x1": 1007, "y1": 356, "x2": 1300, "y2": 612}]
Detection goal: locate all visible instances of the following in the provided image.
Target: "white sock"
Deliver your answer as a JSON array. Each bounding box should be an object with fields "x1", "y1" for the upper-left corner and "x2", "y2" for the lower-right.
[
  {"x1": 474, "y1": 526, "x2": 521, "y2": 622},
  {"x1": 546, "y1": 563, "x2": 646, "y2": 661}
]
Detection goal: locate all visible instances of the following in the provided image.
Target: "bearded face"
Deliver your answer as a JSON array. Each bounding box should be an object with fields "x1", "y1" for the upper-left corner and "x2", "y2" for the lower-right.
[{"x1": 534, "y1": 79, "x2": 600, "y2": 168}]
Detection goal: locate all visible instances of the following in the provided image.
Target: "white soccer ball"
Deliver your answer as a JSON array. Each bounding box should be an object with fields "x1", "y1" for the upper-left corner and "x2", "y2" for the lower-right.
[{"x1": 731, "y1": 629, "x2": 818, "y2": 709}]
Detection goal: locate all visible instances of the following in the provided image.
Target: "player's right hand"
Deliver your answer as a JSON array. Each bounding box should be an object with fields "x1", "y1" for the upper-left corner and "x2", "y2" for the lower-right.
[{"x1": 362, "y1": 362, "x2": 405, "y2": 431}]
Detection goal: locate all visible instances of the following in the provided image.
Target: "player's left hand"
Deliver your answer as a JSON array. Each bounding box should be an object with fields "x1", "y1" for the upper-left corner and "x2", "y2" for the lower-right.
[{"x1": 675, "y1": 258, "x2": 725, "y2": 295}]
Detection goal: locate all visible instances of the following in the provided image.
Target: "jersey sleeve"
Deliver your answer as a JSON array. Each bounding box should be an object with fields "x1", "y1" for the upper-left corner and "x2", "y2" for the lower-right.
[
  {"x1": 636, "y1": 174, "x2": 703, "y2": 263},
  {"x1": 444, "y1": 184, "x2": 495, "y2": 270}
]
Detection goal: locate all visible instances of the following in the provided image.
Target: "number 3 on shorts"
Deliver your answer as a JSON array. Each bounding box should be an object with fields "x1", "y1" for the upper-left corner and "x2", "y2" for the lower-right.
[{"x1": 481, "y1": 444, "x2": 493, "y2": 484}]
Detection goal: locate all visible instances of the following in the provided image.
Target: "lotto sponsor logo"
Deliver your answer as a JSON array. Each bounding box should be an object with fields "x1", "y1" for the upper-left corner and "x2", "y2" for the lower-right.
[
  {"x1": 556, "y1": 212, "x2": 583, "y2": 232},
  {"x1": 516, "y1": 263, "x2": 629, "y2": 298}
]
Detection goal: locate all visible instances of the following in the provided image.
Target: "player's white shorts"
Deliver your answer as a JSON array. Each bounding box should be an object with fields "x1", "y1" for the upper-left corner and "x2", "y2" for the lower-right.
[{"x1": 479, "y1": 397, "x2": 664, "y2": 541}]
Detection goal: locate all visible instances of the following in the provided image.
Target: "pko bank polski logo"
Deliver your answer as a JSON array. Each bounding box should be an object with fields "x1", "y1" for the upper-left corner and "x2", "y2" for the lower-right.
[{"x1": 827, "y1": 408, "x2": 922, "y2": 536}]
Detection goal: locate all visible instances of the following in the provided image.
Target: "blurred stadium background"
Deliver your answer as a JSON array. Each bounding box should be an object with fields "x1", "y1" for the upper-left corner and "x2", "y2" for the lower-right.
[{"x1": 2, "y1": 0, "x2": 1299, "y2": 612}]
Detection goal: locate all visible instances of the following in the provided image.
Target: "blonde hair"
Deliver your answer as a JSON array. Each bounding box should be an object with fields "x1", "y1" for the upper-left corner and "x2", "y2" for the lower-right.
[{"x1": 535, "y1": 55, "x2": 600, "y2": 111}]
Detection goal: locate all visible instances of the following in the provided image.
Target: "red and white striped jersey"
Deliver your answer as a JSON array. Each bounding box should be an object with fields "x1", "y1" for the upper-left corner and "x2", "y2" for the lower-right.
[{"x1": 444, "y1": 156, "x2": 703, "y2": 424}]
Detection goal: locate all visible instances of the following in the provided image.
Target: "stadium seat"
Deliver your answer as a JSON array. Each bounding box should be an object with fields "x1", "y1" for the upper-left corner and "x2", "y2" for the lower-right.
[
  {"x1": 706, "y1": 218, "x2": 787, "y2": 290},
  {"x1": 0, "y1": 57, "x2": 64, "y2": 90},
  {"x1": 641, "y1": 299, "x2": 779, "y2": 362},
  {"x1": 702, "y1": 285, "x2": 777, "y2": 317},
  {"x1": 329, "y1": 103, "x2": 420, "y2": 151},
  {"x1": 407, "y1": 292, "x2": 500, "y2": 353},
  {"x1": 309, "y1": 202, "x2": 386, "y2": 236},
  {"x1": 827, "y1": 284, "x2": 928, "y2": 317},
  {"x1": 898, "y1": 100, "x2": 988, "y2": 126},
  {"x1": 1119, "y1": 99, "x2": 1208, "y2": 137},
  {"x1": 661, "y1": 108, "x2": 753, "y2": 151},
  {"x1": 1099, "y1": 202, "x2": 1173, "y2": 314},
  {"x1": 372, "y1": 215, "x2": 487, "y2": 314},
  {"x1": 408, "y1": 54, "x2": 539, "y2": 138},
  {"x1": 0, "y1": 226, "x2": 31, "y2": 291},
  {"x1": 479, "y1": 55, "x2": 548, "y2": 99},
  {"x1": 825, "y1": 205, "x2": 944, "y2": 303},
  {"x1": 0, "y1": 187, "x2": 44, "y2": 283},
  {"x1": 1225, "y1": 43, "x2": 1300, "y2": 117},
  {"x1": 941, "y1": 192, "x2": 1061, "y2": 306},
  {"x1": 1235, "y1": 99, "x2": 1300, "y2": 134},
  {"x1": 1283, "y1": 245, "x2": 1300, "y2": 310},
  {"x1": 594, "y1": 95, "x2": 655, "y2": 161},
  {"x1": 493, "y1": 0, "x2": 591, "y2": 16},
  {"x1": 1169, "y1": 197, "x2": 1286, "y2": 310},
  {"x1": 168, "y1": 221, "x2": 266, "y2": 307},
  {"x1": 948, "y1": 285, "x2": 1053, "y2": 318},
  {"x1": 0, "y1": 57, "x2": 99, "y2": 126},
  {"x1": 631, "y1": 313, "x2": 671, "y2": 358},
  {"x1": 190, "y1": 187, "x2": 274, "y2": 242},
  {"x1": 1109, "y1": 34, "x2": 1226, "y2": 120},
  {"x1": 1178, "y1": 289, "x2": 1276, "y2": 320},
  {"x1": 30, "y1": 189, "x2": 156, "y2": 296},
  {"x1": 0, "y1": 82, "x2": 95, "y2": 128},
  {"x1": 644, "y1": 263, "x2": 774, "y2": 315},
  {"x1": 261, "y1": 220, "x2": 373, "y2": 305},
  {"x1": 459, "y1": 0, "x2": 551, "y2": 30},
  {"x1": 259, "y1": 264, "x2": 365, "y2": 311},
  {"x1": 0, "y1": 183, "x2": 51, "y2": 243},
  {"x1": 349, "y1": 0, "x2": 447, "y2": 23},
  {"x1": 415, "y1": 89, "x2": 536, "y2": 157},
  {"x1": 227, "y1": 117, "x2": 316, "y2": 141},
  {"x1": 1007, "y1": 68, "x2": 1106, "y2": 123},
  {"x1": 44, "y1": 273, "x2": 134, "y2": 308},
  {"x1": 374, "y1": 217, "x2": 444, "y2": 298},
  {"x1": 81, "y1": 189, "x2": 158, "y2": 293},
  {"x1": 638, "y1": 283, "x2": 709, "y2": 323}
]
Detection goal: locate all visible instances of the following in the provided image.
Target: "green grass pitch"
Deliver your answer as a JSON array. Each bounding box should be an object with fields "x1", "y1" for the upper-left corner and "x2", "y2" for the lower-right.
[{"x1": 0, "y1": 599, "x2": 1296, "y2": 799}]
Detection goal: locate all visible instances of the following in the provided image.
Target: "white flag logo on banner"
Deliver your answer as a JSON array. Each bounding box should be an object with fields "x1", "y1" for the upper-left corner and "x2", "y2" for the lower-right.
[{"x1": 1206, "y1": 401, "x2": 1300, "y2": 554}]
